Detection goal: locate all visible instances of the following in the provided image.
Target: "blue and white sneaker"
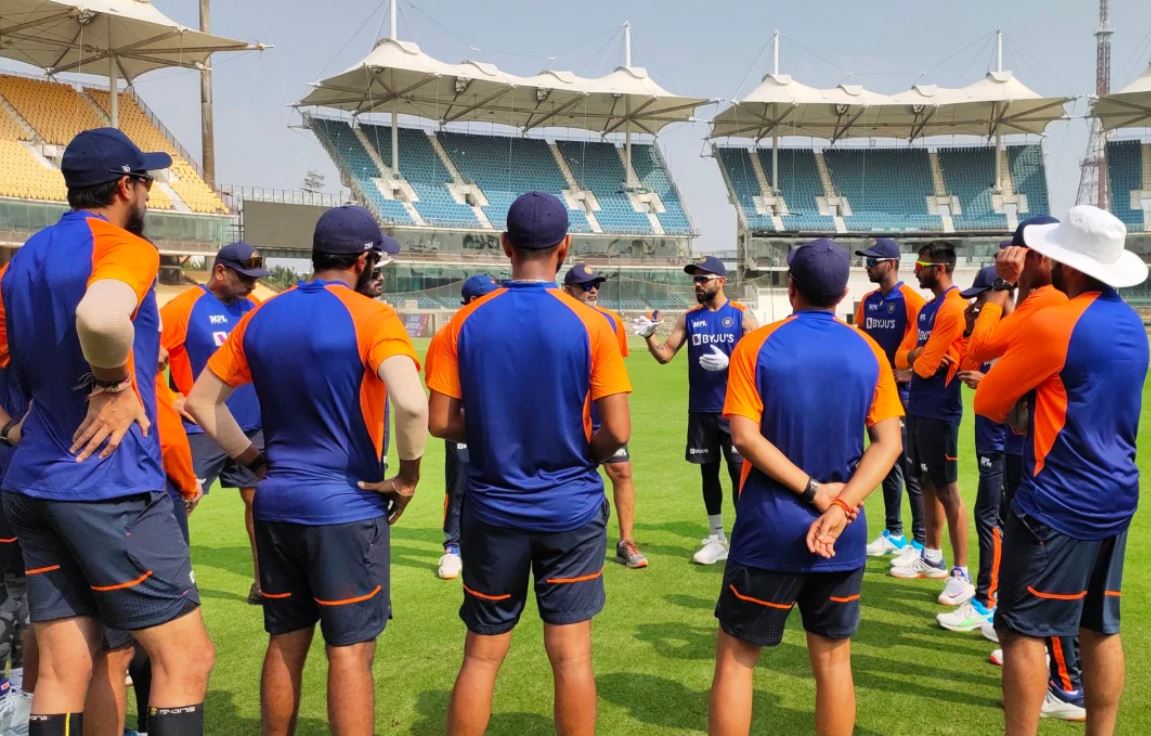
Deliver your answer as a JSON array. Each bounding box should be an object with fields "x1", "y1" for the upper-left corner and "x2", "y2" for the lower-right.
[
  {"x1": 937, "y1": 598, "x2": 994, "y2": 632},
  {"x1": 890, "y1": 553, "x2": 948, "y2": 579},
  {"x1": 1041, "y1": 684, "x2": 1086, "y2": 721},
  {"x1": 889, "y1": 539, "x2": 925, "y2": 567},
  {"x1": 866, "y1": 530, "x2": 907, "y2": 557},
  {"x1": 938, "y1": 567, "x2": 976, "y2": 606}
]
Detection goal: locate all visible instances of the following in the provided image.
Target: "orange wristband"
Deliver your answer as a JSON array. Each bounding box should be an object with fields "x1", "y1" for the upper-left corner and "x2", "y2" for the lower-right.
[{"x1": 831, "y1": 498, "x2": 853, "y2": 518}]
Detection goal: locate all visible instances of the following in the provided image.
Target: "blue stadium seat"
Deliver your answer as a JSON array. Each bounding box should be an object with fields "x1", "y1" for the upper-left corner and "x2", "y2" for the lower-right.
[
  {"x1": 823, "y1": 148, "x2": 942, "y2": 232},
  {"x1": 760, "y1": 149, "x2": 835, "y2": 232},
  {"x1": 628, "y1": 144, "x2": 693, "y2": 234},
  {"x1": 557, "y1": 140, "x2": 653, "y2": 234},
  {"x1": 309, "y1": 118, "x2": 412, "y2": 225},
  {"x1": 1007, "y1": 144, "x2": 1050, "y2": 217},
  {"x1": 713, "y1": 146, "x2": 776, "y2": 231},
  {"x1": 937, "y1": 147, "x2": 1008, "y2": 230},
  {"x1": 1105, "y1": 140, "x2": 1144, "y2": 230}
]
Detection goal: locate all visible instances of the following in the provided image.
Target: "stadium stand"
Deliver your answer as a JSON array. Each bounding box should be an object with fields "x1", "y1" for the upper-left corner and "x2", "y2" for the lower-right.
[
  {"x1": 309, "y1": 117, "x2": 413, "y2": 225},
  {"x1": 765, "y1": 148, "x2": 835, "y2": 231},
  {"x1": 0, "y1": 75, "x2": 106, "y2": 145},
  {"x1": 436, "y1": 131, "x2": 591, "y2": 232},
  {"x1": 359, "y1": 124, "x2": 478, "y2": 227},
  {"x1": 713, "y1": 147, "x2": 776, "y2": 231},
  {"x1": 0, "y1": 139, "x2": 65, "y2": 201},
  {"x1": 557, "y1": 139, "x2": 653, "y2": 233},
  {"x1": 1106, "y1": 140, "x2": 1145, "y2": 230},
  {"x1": 823, "y1": 148, "x2": 942, "y2": 231},
  {"x1": 936, "y1": 146, "x2": 1007, "y2": 230},
  {"x1": 1008, "y1": 144, "x2": 1049, "y2": 216},
  {"x1": 630, "y1": 143, "x2": 693, "y2": 234}
]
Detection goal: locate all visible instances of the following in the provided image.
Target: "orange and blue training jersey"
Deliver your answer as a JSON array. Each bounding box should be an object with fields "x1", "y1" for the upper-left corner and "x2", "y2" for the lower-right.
[
  {"x1": 723, "y1": 310, "x2": 904, "y2": 573},
  {"x1": 853, "y1": 281, "x2": 925, "y2": 370},
  {"x1": 208, "y1": 280, "x2": 419, "y2": 526},
  {"x1": 897, "y1": 286, "x2": 965, "y2": 423},
  {"x1": 974, "y1": 289, "x2": 1148, "y2": 540},
  {"x1": 685, "y1": 300, "x2": 747, "y2": 413},
  {"x1": 161, "y1": 285, "x2": 261, "y2": 434},
  {"x1": 425, "y1": 281, "x2": 632, "y2": 534},
  {"x1": 0, "y1": 211, "x2": 162, "y2": 500},
  {"x1": 155, "y1": 373, "x2": 198, "y2": 501}
]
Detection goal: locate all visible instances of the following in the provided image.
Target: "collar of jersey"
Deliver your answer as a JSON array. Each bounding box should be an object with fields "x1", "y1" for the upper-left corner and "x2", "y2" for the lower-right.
[
  {"x1": 503, "y1": 280, "x2": 552, "y2": 288},
  {"x1": 794, "y1": 308, "x2": 835, "y2": 320},
  {"x1": 297, "y1": 278, "x2": 349, "y2": 291},
  {"x1": 64, "y1": 210, "x2": 109, "y2": 223}
]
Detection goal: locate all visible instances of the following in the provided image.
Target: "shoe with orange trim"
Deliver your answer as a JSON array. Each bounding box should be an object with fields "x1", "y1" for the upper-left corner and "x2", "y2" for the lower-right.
[{"x1": 616, "y1": 539, "x2": 649, "y2": 569}]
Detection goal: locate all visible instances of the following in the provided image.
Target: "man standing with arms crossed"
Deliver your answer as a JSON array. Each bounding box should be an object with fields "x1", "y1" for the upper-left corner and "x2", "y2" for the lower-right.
[
  {"x1": 0, "y1": 128, "x2": 214, "y2": 735},
  {"x1": 852, "y1": 238, "x2": 926, "y2": 561},
  {"x1": 892, "y1": 241, "x2": 973, "y2": 607},
  {"x1": 709, "y1": 240, "x2": 903, "y2": 736},
  {"x1": 975, "y1": 206, "x2": 1147, "y2": 736},
  {"x1": 428, "y1": 192, "x2": 631, "y2": 736},
  {"x1": 161, "y1": 241, "x2": 267, "y2": 603},
  {"x1": 187, "y1": 205, "x2": 426, "y2": 735},
  {"x1": 563, "y1": 263, "x2": 647, "y2": 569},
  {"x1": 633, "y1": 255, "x2": 757, "y2": 565}
]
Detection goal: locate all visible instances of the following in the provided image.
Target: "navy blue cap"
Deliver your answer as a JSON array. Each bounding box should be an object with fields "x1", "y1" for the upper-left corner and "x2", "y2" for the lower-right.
[
  {"x1": 61, "y1": 127, "x2": 172, "y2": 189},
  {"x1": 506, "y1": 192, "x2": 569, "y2": 250},
  {"x1": 684, "y1": 255, "x2": 727, "y2": 277},
  {"x1": 960, "y1": 265, "x2": 998, "y2": 299},
  {"x1": 313, "y1": 205, "x2": 387, "y2": 255},
  {"x1": 1010, "y1": 215, "x2": 1059, "y2": 247},
  {"x1": 461, "y1": 274, "x2": 499, "y2": 301},
  {"x1": 854, "y1": 237, "x2": 901, "y2": 260},
  {"x1": 564, "y1": 263, "x2": 608, "y2": 286},
  {"x1": 215, "y1": 241, "x2": 269, "y2": 278},
  {"x1": 787, "y1": 238, "x2": 850, "y2": 303}
]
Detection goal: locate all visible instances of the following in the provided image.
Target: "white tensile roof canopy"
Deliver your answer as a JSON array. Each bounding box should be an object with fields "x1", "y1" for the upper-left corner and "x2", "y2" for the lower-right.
[
  {"x1": 1093, "y1": 64, "x2": 1151, "y2": 131},
  {"x1": 0, "y1": 0, "x2": 264, "y2": 125}
]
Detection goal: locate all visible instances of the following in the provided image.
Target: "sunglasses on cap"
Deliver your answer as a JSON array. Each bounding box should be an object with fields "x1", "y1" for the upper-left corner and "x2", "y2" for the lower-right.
[
  {"x1": 865, "y1": 257, "x2": 896, "y2": 268},
  {"x1": 225, "y1": 255, "x2": 265, "y2": 271},
  {"x1": 692, "y1": 274, "x2": 719, "y2": 284}
]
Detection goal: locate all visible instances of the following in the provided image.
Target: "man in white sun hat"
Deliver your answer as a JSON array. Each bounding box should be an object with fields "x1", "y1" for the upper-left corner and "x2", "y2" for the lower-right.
[{"x1": 974, "y1": 205, "x2": 1148, "y2": 735}]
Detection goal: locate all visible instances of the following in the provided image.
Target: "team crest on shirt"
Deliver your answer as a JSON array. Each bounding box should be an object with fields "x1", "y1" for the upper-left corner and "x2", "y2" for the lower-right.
[
  {"x1": 887, "y1": 303, "x2": 897, "y2": 314},
  {"x1": 722, "y1": 317, "x2": 734, "y2": 328}
]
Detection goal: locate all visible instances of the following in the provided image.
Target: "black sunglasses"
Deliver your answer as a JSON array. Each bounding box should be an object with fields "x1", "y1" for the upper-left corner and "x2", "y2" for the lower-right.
[
  {"x1": 865, "y1": 257, "x2": 895, "y2": 268},
  {"x1": 119, "y1": 172, "x2": 154, "y2": 190},
  {"x1": 578, "y1": 282, "x2": 600, "y2": 292},
  {"x1": 225, "y1": 256, "x2": 264, "y2": 271}
]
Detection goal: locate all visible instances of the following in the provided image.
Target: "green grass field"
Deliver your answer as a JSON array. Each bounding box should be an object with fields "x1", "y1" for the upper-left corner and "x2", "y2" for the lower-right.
[{"x1": 185, "y1": 337, "x2": 1151, "y2": 735}]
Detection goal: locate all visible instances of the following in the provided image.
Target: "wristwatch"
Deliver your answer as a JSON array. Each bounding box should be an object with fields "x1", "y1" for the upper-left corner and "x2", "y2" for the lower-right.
[
  {"x1": 992, "y1": 277, "x2": 1016, "y2": 292},
  {"x1": 798, "y1": 478, "x2": 820, "y2": 505}
]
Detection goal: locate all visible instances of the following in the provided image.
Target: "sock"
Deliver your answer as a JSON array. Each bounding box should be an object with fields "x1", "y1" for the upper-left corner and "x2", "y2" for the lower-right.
[
  {"x1": 444, "y1": 544, "x2": 460, "y2": 556},
  {"x1": 956, "y1": 565, "x2": 970, "y2": 579},
  {"x1": 149, "y1": 703, "x2": 204, "y2": 736},
  {"x1": 707, "y1": 514, "x2": 725, "y2": 538},
  {"x1": 923, "y1": 548, "x2": 943, "y2": 565},
  {"x1": 8, "y1": 667, "x2": 22, "y2": 691},
  {"x1": 29, "y1": 713, "x2": 83, "y2": 735}
]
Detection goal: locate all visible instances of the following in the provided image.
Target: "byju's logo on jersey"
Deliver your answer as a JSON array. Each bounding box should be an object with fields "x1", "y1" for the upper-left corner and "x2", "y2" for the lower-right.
[{"x1": 691, "y1": 333, "x2": 735, "y2": 347}]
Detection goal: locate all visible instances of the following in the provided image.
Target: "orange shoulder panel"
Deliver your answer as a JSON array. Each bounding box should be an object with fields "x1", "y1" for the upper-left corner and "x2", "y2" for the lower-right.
[
  {"x1": 426, "y1": 287, "x2": 506, "y2": 400},
  {"x1": 844, "y1": 323, "x2": 905, "y2": 427},
  {"x1": 722, "y1": 316, "x2": 794, "y2": 424},
  {"x1": 160, "y1": 286, "x2": 206, "y2": 395},
  {"x1": 87, "y1": 217, "x2": 159, "y2": 306}
]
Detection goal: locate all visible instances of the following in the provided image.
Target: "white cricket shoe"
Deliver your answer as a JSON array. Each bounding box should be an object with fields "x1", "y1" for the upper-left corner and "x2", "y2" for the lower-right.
[
  {"x1": 937, "y1": 568, "x2": 976, "y2": 606},
  {"x1": 692, "y1": 535, "x2": 729, "y2": 565}
]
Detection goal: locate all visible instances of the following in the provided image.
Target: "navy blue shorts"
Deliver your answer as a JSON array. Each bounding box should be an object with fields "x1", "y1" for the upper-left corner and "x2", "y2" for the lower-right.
[
  {"x1": 685, "y1": 413, "x2": 743, "y2": 466},
  {"x1": 715, "y1": 561, "x2": 864, "y2": 647},
  {"x1": 255, "y1": 516, "x2": 390, "y2": 646},
  {"x1": 995, "y1": 512, "x2": 1125, "y2": 638},
  {"x1": 907, "y1": 416, "x2": 959, "y2": 486},
  {"x1": 460, "y1": 500, "x2": 608, "y2": 635},
  {"x1": 3, "y1": 491, "x2": 199, "y2": 630},
  {"x1": 0, "y1": 492, "x2": 24, "y2": 578},
  {"x1": 190, "y1": 429, "x2": 263, "y2": 492}
]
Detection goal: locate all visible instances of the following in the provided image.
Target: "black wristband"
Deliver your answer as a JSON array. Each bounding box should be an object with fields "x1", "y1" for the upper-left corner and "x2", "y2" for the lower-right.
[
  {"x1": 0, "y1": 420, "x2": 15, "y2": 448},
  {"x1": 244, "y1": 452, "x2": 268, "y2": 474},
  {"x1": 798, "y1": 477, "x2": 819, "y2": 504}
]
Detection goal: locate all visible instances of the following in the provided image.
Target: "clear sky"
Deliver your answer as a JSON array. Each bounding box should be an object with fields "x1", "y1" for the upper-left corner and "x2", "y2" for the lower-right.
[{"x1": 8, "y1": 0, "x2": 1151, "y2": 250}]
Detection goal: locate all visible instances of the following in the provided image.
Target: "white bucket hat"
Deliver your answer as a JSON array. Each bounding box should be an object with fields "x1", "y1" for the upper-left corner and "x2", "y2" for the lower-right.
[{"x1": 1023, "y1": 205, "x2": 1148, "y2": 289}]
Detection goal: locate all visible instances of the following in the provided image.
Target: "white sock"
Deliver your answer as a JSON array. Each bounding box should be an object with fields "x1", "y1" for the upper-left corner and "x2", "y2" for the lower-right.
[
  {"x1": 707, "y1": 514, "x2": 725, "y2": 538},
  {"x1": 924, "y1": 548, "x2": 944, "y2": 564},
  {"x1": 956, "y1": 565, "x2": 970, "y2": 578},
  {"x1": 8, "y1": 667, "x2": 21, "y2": 691}
]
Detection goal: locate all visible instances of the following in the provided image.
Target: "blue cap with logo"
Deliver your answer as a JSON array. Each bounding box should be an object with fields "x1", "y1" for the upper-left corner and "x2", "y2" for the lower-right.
[
  {"x1": 313, "y1": 205, "x2": 390, "y2": 255},
  {"x1": 461, "y1": 274, "x2": 499, "y2": 302},
  {"x1": 1008, "y1": 215, "x2": 1059, "y2": 247},
  {"x1": 787, "y1": 238, "x2": 850, "y2": 304},
  {"x1": 684, "y1": 255, "x2": 727, "y2": 277},
  {"x1": 215, "y1": 241, "x2": 270, "y2": 278},
  {"x1": 854, "y1": 237, "x2": 901, "y2": 260},
  {"x1": 564, "y1": 263, "x2": 607, "y2": 286},
  {"x1": 61, "y1": 127, "x2": 173, "y2": 189},
  {"x1": 506, "y1": 192, "x2": 569, "y2": 250},
  {"x1": 960, "y1": 265, "x2": 998, "y2": 299}
]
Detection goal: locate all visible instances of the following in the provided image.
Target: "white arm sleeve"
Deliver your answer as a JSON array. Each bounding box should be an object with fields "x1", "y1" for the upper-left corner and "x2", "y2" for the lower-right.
[
  {"x1": 377, "y1": 355, "x2": 428, "y2": 461},
  {"x1": 76, "y1": 279, "x2": 139, "y2": 369}
]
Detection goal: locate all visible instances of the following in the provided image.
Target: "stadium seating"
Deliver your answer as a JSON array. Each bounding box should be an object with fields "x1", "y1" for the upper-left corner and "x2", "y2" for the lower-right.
[
  {"x1": 309, "y1": 118, "x2": 413, "y2": 225},
  {"x1": 627, "y1": 144, "x2": 693, "y2": 234},
  {"x1": 0, "y1": 76, "x2": 105, "y2": 145},
  {"x1": 936, "y1": 147, "x2": 1007, "y2": 230},
  {"x1": 358, "y1": 124, "x2": 478, "y2": 227},
  {"x1": 713, "y1": 147, "x2": 776, "y2": 231},
  {"x1": 436, "y1": 131, "x2": 590, "y2": 232},
  {"x1": 1106, "y1": 140, "x2": 1144, "y2": 230},
  {"x1": 763, "y1": 148, "x2": 835, "y2": 231},
  {"x1": 0, "y1": 139, "x2": 65, "y2": 201},
  {"x1": 823, "y1": 148, "x2": 942, "y2": 231},
  {"x1": 556, "y1": 140, "x2": 653, "y2": 233},
  {"x1": 1008, "y1": 144, "x2": 1049, "y2": 216}
]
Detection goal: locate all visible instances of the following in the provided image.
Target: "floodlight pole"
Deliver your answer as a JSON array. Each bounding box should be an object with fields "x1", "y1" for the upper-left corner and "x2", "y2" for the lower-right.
[
  {"x1": 994, "y1": 29, "x2": 1004, "y2": 192},
  {"x1": 200, "y1": 0, "x2": 216, "y2": 187},
  {"x1": 390, "y1": 1, "x2": 400, "y2": 175},
  {"x1": 109, "y1": 55, "x2": 119, "y2": 128},
  {"x1": 623, "y1": 21, "x2": 637, "y2": 189},
  {"x1": 771, "y1": 30, "x2": 780, "y2": 194}
]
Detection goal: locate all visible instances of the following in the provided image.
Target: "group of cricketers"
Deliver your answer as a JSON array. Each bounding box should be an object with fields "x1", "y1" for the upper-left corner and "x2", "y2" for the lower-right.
[{"x1": 0, "y1": 126, "x2": 1142, "y2": 736}]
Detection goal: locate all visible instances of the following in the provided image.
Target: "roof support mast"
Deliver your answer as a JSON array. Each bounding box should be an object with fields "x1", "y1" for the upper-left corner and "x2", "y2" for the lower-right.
[
  {"x1": 994, "y1": 29, "x2": 1004, "y2": 193},
  {"x1": 390, "y1": 0, "x2": 400, "y2": 175},
  {"x1": 623, "y1": 20, "x2": 637, "y2": 190},
  {"x1": 200, "y1": 0, "x2": 215, "y2": 186},
  {"x1": 771, "y1": 30, "x2": 780, "y2": 195}
]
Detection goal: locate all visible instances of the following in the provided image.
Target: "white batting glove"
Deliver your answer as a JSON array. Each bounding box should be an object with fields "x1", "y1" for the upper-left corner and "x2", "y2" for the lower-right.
[
  {"x1": 698, "y1": 345, "x2": 730, "y2": 372},
  {"x1": 631, "y1": 316, "x2": 661, "y2": 338}
]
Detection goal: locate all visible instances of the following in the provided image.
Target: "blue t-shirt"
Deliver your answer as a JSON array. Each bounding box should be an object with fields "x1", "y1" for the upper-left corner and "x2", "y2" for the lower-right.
[
  {"x1": 426, "y1": 282, "x2": 632, "y2": 533},
  {"x1": 685, "y1": 299, "x2": 747, "y2": 414},
  {"x1": 723, "y1": 310, "x2": 904, "y2": 573},
  {"x1": 207, "y1": 280, "x2": 419, "y2": 525},
  {"x1": 908, "y1": 287, "x2": 965, "y2": 424},
  {"x1": 856, "y1": 282, "x2": 923, "y2": 369}
]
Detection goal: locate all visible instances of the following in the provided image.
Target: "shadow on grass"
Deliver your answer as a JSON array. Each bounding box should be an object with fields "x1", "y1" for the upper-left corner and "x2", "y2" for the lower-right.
[
  {"x1": 408, "y1": 689, "x2": 553, "y2": 735},
  {"x1": 205, "y1": 685, "x2": 330, "y2": 735}
]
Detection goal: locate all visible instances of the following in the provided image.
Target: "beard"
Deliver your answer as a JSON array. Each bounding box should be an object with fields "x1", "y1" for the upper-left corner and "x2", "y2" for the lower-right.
[
  {"x1": 125, "y1": 203, "x2": 146, "y2": 236},
  {"x1": 1051, "y1": 263, "x2": 1067, "y2": 293},
  {"x1": 356, "y1": 267, "x2": 381, "y2": 297}
]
